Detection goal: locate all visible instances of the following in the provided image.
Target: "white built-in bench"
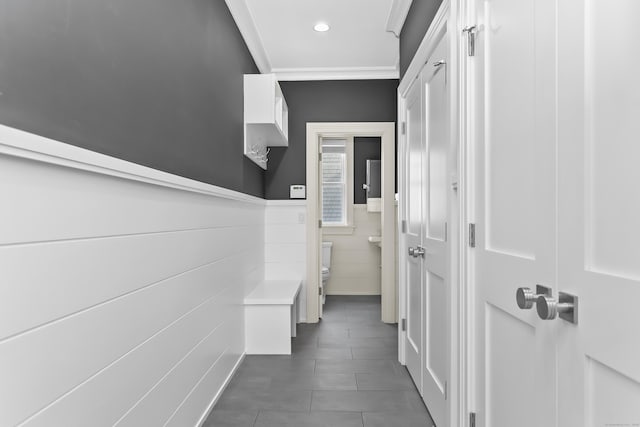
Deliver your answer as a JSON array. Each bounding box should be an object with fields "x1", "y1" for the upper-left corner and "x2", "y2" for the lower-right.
[{"x1": 244, "y1": 280, "x2": 302, "y2": 355}]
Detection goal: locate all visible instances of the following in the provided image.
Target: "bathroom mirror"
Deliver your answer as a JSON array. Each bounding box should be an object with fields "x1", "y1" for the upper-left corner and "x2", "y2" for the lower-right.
[{"x1": 365, "y1": 159, "x2": 381, "y2": 212}]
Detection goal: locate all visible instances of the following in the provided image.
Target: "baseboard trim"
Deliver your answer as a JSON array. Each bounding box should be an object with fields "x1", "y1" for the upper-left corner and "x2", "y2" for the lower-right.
[{"x1": 195, "y1": 352, "x2": 246, "y2": 427}]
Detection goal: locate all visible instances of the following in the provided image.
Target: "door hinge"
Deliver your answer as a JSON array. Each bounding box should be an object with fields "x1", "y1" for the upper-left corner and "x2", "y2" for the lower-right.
[
  {"x1": 401, "y1": 122, "x2": 406, "y2": 135},
  {"x1": 401, "y1": 220, "x2": 407, "y2": 234},
  {"x1": 319, "y1": 152, "x2": 322, "y2": 161},
  {"x1": 319, "y1": 286, "x2": 322, "y2": 296},
  {"x1": 444, "y1": 222, "x2": 448, "y2": 242},
  {"x1": 470, "y1": 412, "x2": 476, "y2": 427},
  {"x1": 401, "y1": 318, "x2": 406, "y2": 331},
  {"x1": 469, "y1": 223, "x2": 476, "y2": 247},
  {"x1": 319, "y1": 219, "x2": 322, "y2": 228},
  {"x1": 462, "y1": 25, "x2": 477, "y2": 57},
  {"x1": 444, "y1": 381, "x2": 448, "y2": 400}
]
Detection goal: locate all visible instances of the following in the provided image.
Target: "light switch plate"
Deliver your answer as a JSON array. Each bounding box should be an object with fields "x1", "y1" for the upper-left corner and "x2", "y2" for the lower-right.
[{"x1": 290, "y1": 185, "x2": 306, "y2": 199}]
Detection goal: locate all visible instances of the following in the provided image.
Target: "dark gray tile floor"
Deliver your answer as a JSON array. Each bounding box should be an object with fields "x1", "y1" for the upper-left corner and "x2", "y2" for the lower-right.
[{"x1": 205, "y1": 296, "x2": 435, "y2": 427}]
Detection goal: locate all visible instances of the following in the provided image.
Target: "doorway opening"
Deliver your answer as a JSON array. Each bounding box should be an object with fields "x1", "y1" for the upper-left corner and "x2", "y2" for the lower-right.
[
  {"x1": 319, "y1": 136, "x2": 383, "y2": 306},
  {"x1": 305, "y1": 122, "x2": 396, "y2": 324}
]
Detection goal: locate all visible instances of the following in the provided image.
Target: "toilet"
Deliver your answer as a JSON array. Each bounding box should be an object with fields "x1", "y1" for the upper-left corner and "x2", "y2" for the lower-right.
[{"x1": 321, "y1": 242, "x2": 333, "y2": 305}]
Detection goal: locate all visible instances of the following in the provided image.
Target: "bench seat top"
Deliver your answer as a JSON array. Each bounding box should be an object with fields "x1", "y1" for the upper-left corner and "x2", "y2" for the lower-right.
[{"x1": 244, "y1": 280, "x2": 301, "y2": 305}]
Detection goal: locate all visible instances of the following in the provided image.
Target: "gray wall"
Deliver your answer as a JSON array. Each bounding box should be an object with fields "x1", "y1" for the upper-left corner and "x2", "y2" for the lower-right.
[
  {"x1": 400, "y1": 0, "x2": 443, "y2": 79},
  {"x1": 354, "y1": 137, "x2": 381, "y2": 204},
  {"x1": 0, "y1": 0, "x2": 264, "y2": 197},
  {"x1": 265, "y1": 80, "x2": 397, "y2": 200}
]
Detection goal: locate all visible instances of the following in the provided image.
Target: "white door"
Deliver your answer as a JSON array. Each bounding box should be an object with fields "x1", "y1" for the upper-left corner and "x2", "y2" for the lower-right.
[
  {"x1": 421, "y1": 34, "x2": 450, "y2": 427},
  {"x1": 404, "y1": 74, "x2": 424, "y2": 392},
  {"x1": 402, "y1": 32, "x2": 451, "y2": 423},
  {"x1": 557, "y1": 1, "x2": 640, "y2": 424},
  {"x1": 471, "y1": 0, "x2": 640, "y2": 425},
  {"x1": 470, "y1": 0, "x2": 557, "y2": 425}
]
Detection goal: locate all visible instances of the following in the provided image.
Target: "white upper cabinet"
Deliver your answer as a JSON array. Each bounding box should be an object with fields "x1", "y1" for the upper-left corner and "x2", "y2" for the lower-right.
[{"x1": 243, "y1": 74, "x2": 288, "y2": 169}]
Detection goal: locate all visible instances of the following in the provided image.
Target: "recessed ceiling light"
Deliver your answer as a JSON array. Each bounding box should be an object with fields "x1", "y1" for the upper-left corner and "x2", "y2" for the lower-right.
[{"x1": 314, "y1": 22, "x2": 330, "y2": 32}]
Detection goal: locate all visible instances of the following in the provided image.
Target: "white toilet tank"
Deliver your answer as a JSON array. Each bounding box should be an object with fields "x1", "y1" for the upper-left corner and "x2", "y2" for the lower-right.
[{"x1": 322, "y1": 242, "x2": 333, "y2": 268}]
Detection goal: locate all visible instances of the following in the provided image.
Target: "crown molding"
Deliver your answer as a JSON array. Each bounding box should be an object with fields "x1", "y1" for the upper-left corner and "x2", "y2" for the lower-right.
[
  {"x1": 225, "y1": 0, "x2": 272, "y2": 74},
  {"x1": 274, "y1": 66, "x2": 399, "y2": 81},
  {"x1": 226, "y1": 0, "x2": 401, "y2": 81},
  {"x1": 386, "y1": 0, "x2": 414, "y2": 37}
]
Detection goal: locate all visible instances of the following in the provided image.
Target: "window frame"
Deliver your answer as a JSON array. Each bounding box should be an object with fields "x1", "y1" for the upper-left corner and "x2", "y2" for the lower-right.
[{"x1": 320, "y1": 135, "x2": 355, "y2": 235}]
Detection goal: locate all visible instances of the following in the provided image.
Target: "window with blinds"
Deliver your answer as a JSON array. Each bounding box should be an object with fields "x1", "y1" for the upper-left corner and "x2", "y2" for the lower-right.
[{"x1": 321, "y1": 138, "x2": 347, "y2": 225}]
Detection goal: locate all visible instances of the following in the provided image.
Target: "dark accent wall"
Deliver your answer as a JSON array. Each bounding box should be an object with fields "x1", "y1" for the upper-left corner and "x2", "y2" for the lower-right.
[
  {"x1": 400, "y1": 0, "x2": 443, "y2": 79},
  {"x1": 354, "y1": 137, "x2": 381, "y2": 204},
  {"x1": 0, "y1": 0, "x2": 264, "y2": 197},
  {"x1": 265, "y1": 80, "x2": 398, "y2": 200}
]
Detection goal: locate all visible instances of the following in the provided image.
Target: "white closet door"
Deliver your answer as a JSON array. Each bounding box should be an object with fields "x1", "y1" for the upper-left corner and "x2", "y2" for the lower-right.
[
  {"x1": 557, "y1": 1, "x2": 640, "y2": 425},
  {"x1": 421, "y1": 33, "x2": 450, "y2": 427},
  {"x1": 403, "y1": 75, "x2": 425, "y2": 393},
  {"x1": 471, "y1": 0, "x2": 557, "y2": 425}
]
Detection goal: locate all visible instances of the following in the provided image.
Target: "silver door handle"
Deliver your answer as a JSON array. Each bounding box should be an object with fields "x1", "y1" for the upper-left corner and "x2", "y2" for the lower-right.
[
  {"x1": 515, "y1": 285, "x2": 552, "y2": 310},
  {"x1": 408, "y1": 246, "x2": 425, "y2": 258},
  {"x1": 536, "y1": 292, "x2": 578, "y2": 324}
]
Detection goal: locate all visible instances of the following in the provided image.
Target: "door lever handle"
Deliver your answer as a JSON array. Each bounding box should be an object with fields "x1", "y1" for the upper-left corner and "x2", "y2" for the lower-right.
[{"x1": 516, "y1": 285, "x2": 552, "y2": 310}]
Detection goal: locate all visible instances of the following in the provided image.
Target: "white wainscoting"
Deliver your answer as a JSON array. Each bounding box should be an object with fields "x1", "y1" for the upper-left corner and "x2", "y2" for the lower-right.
[
  {"x1": 264, "y1": 200, "x2": 307, "y2": 322},
  {"x1": 323, "y1": 205, "x2": 382, "y2": 295},
  {"x1": 0, "y1": 125, "x2": 265, "y2": 427}
]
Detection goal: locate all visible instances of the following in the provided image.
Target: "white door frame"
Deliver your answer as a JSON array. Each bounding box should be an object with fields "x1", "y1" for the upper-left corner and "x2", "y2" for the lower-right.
[
  {"x1": 397, "y1": 0, "x2": 469, "y2": 425},
  {"x1": 305, "y1": 122, "x2": 396, "y2": 324}
]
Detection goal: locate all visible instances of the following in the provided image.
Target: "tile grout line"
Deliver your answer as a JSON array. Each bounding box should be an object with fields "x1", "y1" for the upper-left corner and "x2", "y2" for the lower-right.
[
  {"x1": 310, "y1": 355, "x2": 316, "y2": 413},
  {"x1": 205, "y1": 296, "x2": 433, "y2": 426}
]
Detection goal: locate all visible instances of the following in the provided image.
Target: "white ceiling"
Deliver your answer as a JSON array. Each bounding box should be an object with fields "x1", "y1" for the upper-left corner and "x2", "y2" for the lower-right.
[{"x1": 226, "y1": 0, "x2": 412, "y2": 81}]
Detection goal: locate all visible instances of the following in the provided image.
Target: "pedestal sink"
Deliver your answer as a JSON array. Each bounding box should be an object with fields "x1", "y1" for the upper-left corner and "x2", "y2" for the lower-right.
[{"x1": 368, "y1": 235, "x2": 382, "y2": 248}]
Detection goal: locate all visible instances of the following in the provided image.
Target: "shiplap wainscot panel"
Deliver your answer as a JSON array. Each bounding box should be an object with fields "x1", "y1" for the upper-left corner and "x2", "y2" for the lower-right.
[
  {"x1": 264, "y1": 200, "x2": 307, "y2": 322},
  {"x1": 0, "y1": 125, "x2": 265, "y2": 427},
  {"x1": 324, "y1": 205, "x2": 382, "y2": 295}
]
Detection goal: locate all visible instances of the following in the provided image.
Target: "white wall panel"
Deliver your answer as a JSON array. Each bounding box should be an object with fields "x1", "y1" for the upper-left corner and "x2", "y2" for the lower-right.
[
  {"x1": 0, "y1": 126, "x2": 264, "y2": 427},
  {"x1": 21, "y1": 289, "x2": 236, "y2": 427},
  {"x1": 1, "y1": 227, "x2": 251, "y2": 340},
  {"x1": 264, "y1": 263, "x2": 307, "y2": 282},
  {"x1": 324, "y1": 205, "x2": 381, "y2": 295},
  {"x1": 264, "y1": 201, "x2": 307, "y2": 321},
  {"x1": 113, "y1": 326, "x2": 234, "y2": 427},
  {"x1": 265, "y1": 223, "x2": 306, "y2": 244},
  {"x1": 0, "y1": 156, "x2": 260, "y2": 245},
  {"x1": 265, "y1": 243, "x2": 307, "y2": 263}
]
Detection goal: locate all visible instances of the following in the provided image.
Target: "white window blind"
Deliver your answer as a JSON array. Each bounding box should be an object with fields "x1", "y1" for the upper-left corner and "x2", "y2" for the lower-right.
[{"x1": 321, "y1": 138, "x2": 347, "y2": 225}]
